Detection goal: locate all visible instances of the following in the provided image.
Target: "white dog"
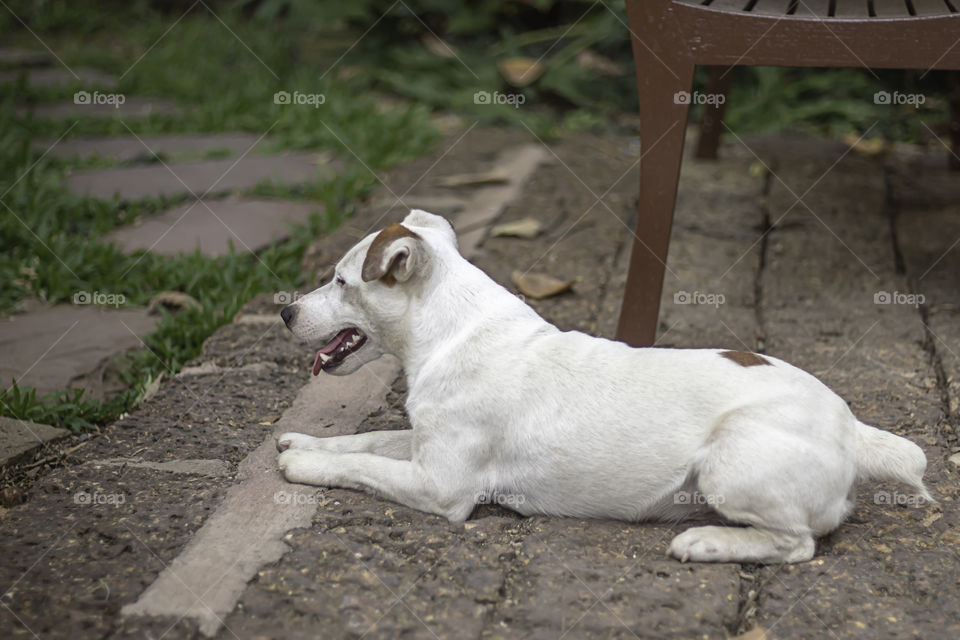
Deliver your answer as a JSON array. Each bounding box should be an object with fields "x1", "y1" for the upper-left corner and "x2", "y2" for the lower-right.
[{"x1": 277, "y1": 210, "x2": 931, "y2": 564}]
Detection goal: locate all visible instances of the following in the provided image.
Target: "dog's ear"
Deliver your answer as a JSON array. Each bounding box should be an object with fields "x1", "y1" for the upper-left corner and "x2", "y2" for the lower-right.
[
  {"x1": 403, "y1": 209, "x2": 458, "y2": 248},
  {"x1": 361, "y1": 223, "x2": 423, "y2": 286}
]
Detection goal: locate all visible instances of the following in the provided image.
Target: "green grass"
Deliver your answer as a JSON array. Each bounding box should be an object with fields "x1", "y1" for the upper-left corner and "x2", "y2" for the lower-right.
[
  {"x1": 718, "y1": 66, "x2": 950, "y2": 144},
  {"x1": 0, "y1": 385, "x2": 126, "y2": 434}
]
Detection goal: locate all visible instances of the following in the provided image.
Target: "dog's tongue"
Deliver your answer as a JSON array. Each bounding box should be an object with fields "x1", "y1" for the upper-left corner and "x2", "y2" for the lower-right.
[{"x1": 312, "y1": 329, "x2": 353, "y2": 376}]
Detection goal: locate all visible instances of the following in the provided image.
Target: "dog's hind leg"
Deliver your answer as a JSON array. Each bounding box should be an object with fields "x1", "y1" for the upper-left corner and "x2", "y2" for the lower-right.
[
  {"x1": 668, "y1": 410, "x2": 855, "y2": 564},
  {"x1": 277, "y1": 430, "x2": 412, "y2": 460}
]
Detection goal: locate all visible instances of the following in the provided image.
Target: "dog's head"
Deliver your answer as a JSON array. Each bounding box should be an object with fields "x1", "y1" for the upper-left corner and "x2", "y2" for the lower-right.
[{"x1": 280, "y1": 209, "x2": 457, "y2": 376}]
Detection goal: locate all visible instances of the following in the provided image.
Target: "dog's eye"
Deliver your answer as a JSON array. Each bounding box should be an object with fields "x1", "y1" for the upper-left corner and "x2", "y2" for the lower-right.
[{"x1": 335, "y1": 276, "x2": 346, "y2": 287}]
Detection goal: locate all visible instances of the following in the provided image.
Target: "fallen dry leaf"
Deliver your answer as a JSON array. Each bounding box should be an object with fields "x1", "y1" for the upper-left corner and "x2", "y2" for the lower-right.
[
  {"x1": 148, "y1": 291, "x2": 201, "y2": 315},
  {"x1": 843, "y1": 132, "x2": 892, "y2": 157},
  {"x1": 498, "y1": 57, "x2": 544, "y2": 87},
  {"x1": 730, "y1": 626, "x2": 770, "y2": 640},
  {"x1": 576, "y1": 49, "x2": 625, "y2": 76},
  {"x1": 310, "y1": 151, "x2": 334, "y2": 165},
  {"x1": 421, "y1": 33, "x2": 457, "y2": 58},
  {"x1": 491, "y1": 217, "x2": 543, "y2": 239},
  {"x1": 511, "y1": 270, "x2": 575, "y2": 299},
  {"x1": 435, "y1": 169, "x2": 511, "y2": 188},
  {"x1": 334, "y1": 65, "x2": 363, "y2": 81}
]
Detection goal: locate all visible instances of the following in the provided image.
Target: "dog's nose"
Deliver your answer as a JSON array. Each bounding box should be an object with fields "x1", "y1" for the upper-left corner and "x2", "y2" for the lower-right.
[{"x1": 280, "y1": 305, "x2": 297, "y2": 328}]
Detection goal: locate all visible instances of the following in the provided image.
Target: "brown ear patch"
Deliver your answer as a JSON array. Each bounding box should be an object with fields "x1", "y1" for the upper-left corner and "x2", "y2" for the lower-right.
[
  {"x1": 361, "y1": 223, "x2": 421, "y2": 286},
  {"x1": 720, "y1": 350, "x2": 772, "y2": 367}
]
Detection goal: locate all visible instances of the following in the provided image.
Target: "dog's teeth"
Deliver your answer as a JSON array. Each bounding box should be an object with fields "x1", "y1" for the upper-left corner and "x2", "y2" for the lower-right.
[{"x1": 318, "y1": 353, "x2": 332, "y2": 364}]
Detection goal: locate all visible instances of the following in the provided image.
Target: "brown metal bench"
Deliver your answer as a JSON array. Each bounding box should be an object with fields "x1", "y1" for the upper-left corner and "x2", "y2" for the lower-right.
[{"x1": 617, "y1": 0, "x2": 960, "y2": 347}]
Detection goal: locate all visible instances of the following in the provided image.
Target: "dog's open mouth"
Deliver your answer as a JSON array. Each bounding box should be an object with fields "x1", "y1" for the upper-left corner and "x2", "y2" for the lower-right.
[{"x1": 313, "y1": 328, "x2": 367, "y2": 375}]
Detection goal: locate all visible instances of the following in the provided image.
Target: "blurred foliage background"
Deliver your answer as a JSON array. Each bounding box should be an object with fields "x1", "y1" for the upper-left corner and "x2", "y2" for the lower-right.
[{"x1": 2, "y1": 0, "x2": 953, "y2": 142}]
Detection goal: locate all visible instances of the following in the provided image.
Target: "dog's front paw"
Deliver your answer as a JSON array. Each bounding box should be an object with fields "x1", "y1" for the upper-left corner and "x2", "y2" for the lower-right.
[
  {"x1": 278, "y1": 448, "x2": 333, "y2": 486},
  {"x1": 276, "y1": 432, "x2": 326, "y2": 452}
]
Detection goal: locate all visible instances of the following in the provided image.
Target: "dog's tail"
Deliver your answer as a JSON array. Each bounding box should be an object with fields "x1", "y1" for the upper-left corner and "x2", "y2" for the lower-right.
[{"x1": 855, "y1": 420, "x2": 932, "y2": 501}]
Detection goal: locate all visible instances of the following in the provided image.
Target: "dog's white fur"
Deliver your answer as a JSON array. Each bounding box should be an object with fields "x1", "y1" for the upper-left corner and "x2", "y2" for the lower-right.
[{"x1": 277, "y1": 210, "x2": 931, "y2": 564}]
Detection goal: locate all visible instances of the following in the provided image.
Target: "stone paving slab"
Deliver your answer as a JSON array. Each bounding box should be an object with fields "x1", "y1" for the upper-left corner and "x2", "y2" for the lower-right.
[
  {"x1": 479, "y1": 134, "x2": 639, "y2": 338},
  {"x1": 105, "y1": 197, "x2": 320, "y2": 257},
  {"x1": 0, "y1": 48, "x2": 51, "y2": 68},
  {"x1": 496, "y1": 518, "x2": 741, "y2": 639},
  {"x1": 67, "y1": 151, "x2": 335, "y2": 201},
  {"x1": 0, "y1": 304, "x2": 158, "y2": 398},
  {"x1": 0, "y1": 66, "x2": 117, "y2": 88},
  {"x1": 0, "y1": 417, "x2": 70, "y2": 468},
  {"x1": 759, "y1": 143, "x2": 942, "y2": 429},
  {"x1": 893, "y1": 158, "x2": 960, "y2": 423},
  {"x1": 38, "y1": 133, "x2": 265, "y2": 163},
  {"x1": 652, "y1": 131, "x2": 763, "y2": 349},
  {"x1": 594, "y1": 131, "x2": 765, "y2": 391},
  {"x1": 21, "y1": 96, "x2": 180, "y2": 120}
]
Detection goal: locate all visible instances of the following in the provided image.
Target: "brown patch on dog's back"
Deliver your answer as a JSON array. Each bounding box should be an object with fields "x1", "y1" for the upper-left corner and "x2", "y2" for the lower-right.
[
  {"x1": 362, "y1": 223, "x2": 421, "y2": 286},
  {"x1": 719, "y1": 350, "x2": 772, "y2": 367}
]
